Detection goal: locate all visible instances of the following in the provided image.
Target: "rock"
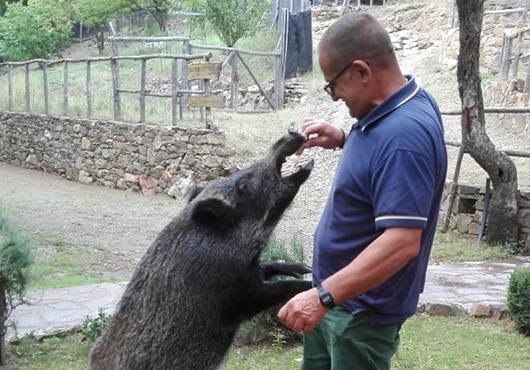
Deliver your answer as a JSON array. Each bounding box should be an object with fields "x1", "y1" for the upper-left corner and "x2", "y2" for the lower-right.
[
  {"x1": 425, "y1": 303, "x2": 454, "y2": 316},
  {"x1": 139, "y1": 174, "x2": 157, "y2": 196},
  {"x1": 469, "y1": 303, "x2": 492, "y2": 317},
  {"x1": 78, "y1": 170, "x2": 93, "y2": 185}
]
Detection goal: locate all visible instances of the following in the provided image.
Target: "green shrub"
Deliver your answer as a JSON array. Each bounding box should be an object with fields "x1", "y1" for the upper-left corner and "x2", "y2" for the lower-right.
[
  {"x1": 80, "y1": 307, "x2": 111, "y2": 343},
  {"x1": 0, "y1": 0, "x2": 73, "y2": 61},
  {"x1": 235, "y1": 236, "x2": 308, "y2": 346},
  {"x1": 507, "y1": 267, "x2": 530, "y2": 335}
]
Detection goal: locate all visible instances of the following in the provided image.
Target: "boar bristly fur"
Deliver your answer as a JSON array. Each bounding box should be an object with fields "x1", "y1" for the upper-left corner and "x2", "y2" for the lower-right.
[{"x1": 89, "y1": 130, "x2": 314, "y2": 370}]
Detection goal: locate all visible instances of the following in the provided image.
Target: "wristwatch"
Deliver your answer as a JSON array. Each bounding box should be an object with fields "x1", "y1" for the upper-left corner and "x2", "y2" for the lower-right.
[{"x1": 316, "y1": 284, "x2": 336, "y2": 309}]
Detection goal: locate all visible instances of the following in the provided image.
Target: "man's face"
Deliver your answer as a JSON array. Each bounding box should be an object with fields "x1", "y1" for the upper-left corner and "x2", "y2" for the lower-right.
[{"x1": 319, "y1": 51, "x2": 370, "y2": 119}]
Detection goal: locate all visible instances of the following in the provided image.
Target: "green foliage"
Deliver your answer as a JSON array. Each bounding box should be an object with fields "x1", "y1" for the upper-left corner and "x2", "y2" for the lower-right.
[
  {"x1": 121, "y1": 0, "x2": 179, "y2": 32},
  {"x1": 0, "y1": 0, "x2": 73, "y2": 61},
  {"x1": 0, "y1": 211, "x2": 32, "y2": 303},
  {"x1": 0, "y1": 0, "x2": 27, "y2": 17},
  {"x1": 72, "y1": 0, "x2": 126, "y2": 28},
  {"x1": 507, "y1": 267, "x2": 530, "y2": 335},
  {"x1": 236, "y1": 236, "x2": 306, "y2": 346},
  {"x1": 181, "y1": 0, "x2": 269, "y2": 47},
  {"x1": 80, "y1": 307, "x2": 111, "y2": 343}
]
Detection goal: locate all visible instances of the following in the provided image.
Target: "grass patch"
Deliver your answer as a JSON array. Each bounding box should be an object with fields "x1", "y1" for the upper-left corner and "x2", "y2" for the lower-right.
[
  {"x1": 5, "y1": 333, "x2": 91, "y2": 370},
  {"x1": 27, "y1": 231, "x2": 115, "y2": 290},
  {"x1": 393, "y1": 315, "x2": 530, "y2": 369},
  {"x1": 4, "y1": 316, "x2": 529, "y2": 369},
  {"x1": 430, "y1": 230, "x2": 511, "y2": 264}
]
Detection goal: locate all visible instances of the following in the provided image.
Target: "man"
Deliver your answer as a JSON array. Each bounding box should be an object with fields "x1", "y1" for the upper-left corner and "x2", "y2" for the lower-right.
[{"x1": 277, "y1": 12, "x2": 448, "y2": 370}]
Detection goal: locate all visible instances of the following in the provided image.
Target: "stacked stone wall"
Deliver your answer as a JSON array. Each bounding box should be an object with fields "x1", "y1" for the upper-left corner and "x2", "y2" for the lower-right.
[
  {"x1": 0, "y1": 112, "x2": 231, "y2": 196},
  {"x1": 442, "y1": 181, "x2": 530, "y2": 253}
]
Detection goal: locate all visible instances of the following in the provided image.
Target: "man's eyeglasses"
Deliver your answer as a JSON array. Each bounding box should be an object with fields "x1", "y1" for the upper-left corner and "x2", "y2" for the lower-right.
[{"x1": 323, "y1": 62, "x2": 353, "y2": 96}]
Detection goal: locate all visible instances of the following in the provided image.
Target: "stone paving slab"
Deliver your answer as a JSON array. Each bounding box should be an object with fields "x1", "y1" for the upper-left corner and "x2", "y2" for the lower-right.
[
  {"x1": 6, "y1": 259, "x2": 530, "y2": 342},
  {"x1": 419, "y1": 259, "x2": 530, "y2": 315},
  {"x1": 7, "y1": 282, "x2": 128, "y2": 342}
]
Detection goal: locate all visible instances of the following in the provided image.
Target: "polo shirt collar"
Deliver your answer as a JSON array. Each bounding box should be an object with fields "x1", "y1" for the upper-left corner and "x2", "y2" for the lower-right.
[{"x1": 356, "y1": 75, "x2": 420, "y2": 131}]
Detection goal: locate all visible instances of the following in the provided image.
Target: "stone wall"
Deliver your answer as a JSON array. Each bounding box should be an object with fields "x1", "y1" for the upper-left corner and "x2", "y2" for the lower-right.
[
  {"x1": 484, "y1": 79, "x2": 530, "y2": 136},
  {"x1": 0, "y1": 112, "x2": 231, "y2": 196},
  {"x1": 442, "y1": 181, "x2": 530, "y2": 253}
]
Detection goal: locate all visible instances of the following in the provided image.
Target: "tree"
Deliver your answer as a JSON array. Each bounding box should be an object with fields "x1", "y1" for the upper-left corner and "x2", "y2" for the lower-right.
[
  {"x1": 182, "y1": 0, "x2": 269, "y2": 47},
  {"x1": 72, "y1": 0, "x2": 127, "y2": 54},
  {"x1": 122, "y1": 0, "x2": 177, "y2": 33},
  {"x1": 0, "y1": 0, "x2": 27, "y2": 17},
  {"x1": 0, "y1": 0, "x2": 73, "y2": 61},
  {"x1": 0, "y1": 213, "x2": 32, "y2": 365},
  {"x1": 456, "y1": 0, "x2": 519, "y2": 246}
]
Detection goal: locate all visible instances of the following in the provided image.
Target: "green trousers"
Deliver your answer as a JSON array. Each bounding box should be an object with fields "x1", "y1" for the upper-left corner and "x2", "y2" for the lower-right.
[{"x1": 302, "y1": 307, "x2": 402, "y2": 370}]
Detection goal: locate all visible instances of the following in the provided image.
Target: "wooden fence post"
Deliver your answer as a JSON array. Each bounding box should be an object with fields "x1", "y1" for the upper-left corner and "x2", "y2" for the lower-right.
[
  {"x1": 171, "y1": 58, "x2": 179, "y2": 126},
  {"x1": 63, "y1": 61, "x2": 69, "y2": 116},
  {"x1": 512, "y1": 31, "x2": 523, "y2": 78},
  {"x1": 86, "y1": 60, "x2": 92, "y2": 118},
  {"x1": 42, "y1": 62, "x2": 49, "y2": 115},
  {"x1": 181, "y1": 38, "x2": 191, "y2": 117},
  {"x1": 24, "y1": 63, "x2": 30, "y2": 112},
  {"x1": 442, "y1": 143, "x2": 466, "y2": 232},
  {"x1": 523, "y1": 56, "x2": 530, "y2": 93},
  {"x1": 109, "y1": 30, "x2": 121, "y2": 121},
  {"x1": 7, "y1": 65, "x2": 12, "y2": 112},
  {"x1": 500, "y1": 32, "x2": 513, "y2": 80},
  {"x1": 140, "y1": 58, "x2": 146, "y2": 123},
  {"x1": 229, "y1": 52, "x2": 239, "y2": 110},
  {"x1": 110, "y1": 58, "x2": 121, "y2": 121}
]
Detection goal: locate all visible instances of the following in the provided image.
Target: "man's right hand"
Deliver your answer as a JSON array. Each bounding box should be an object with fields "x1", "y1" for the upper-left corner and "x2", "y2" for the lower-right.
[{"x1": 297, "y1": 118, "x2": 346, "y2": 154}]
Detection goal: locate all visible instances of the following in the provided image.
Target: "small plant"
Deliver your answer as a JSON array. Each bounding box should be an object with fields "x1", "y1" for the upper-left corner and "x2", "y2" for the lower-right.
[
  {"x1": 507, "y1": 267, "x2": 530, "y2": 336},
  {"x1": 80, "y1": 308, "x2": 110, "y2": 343},
  {"x1": 499, "y1": 241, "x2": 525, "y2": 256},
  {"x1": 271, "y1": 329, "x2": 287, "y2": 351}
]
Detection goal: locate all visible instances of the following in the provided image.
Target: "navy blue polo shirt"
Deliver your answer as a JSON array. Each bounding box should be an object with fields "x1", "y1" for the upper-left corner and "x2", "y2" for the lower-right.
[{"x1": 312, "y1": 75, "x2": 447, "y2": 326}]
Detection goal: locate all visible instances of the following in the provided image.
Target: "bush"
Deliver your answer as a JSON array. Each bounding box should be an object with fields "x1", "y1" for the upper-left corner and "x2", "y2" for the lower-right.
[
  {"x1": 0, "y1": 0, "x2": 73, "y2": 61},
  {"x1": 80, "y1": 308, "x2": 111, "y2": 343},
  {"x1": 507, "y1": 267, "x2": 530, "y2": 335},
  {"x1": 235, "y1": 236, "x2": 308, "y2": 346}
]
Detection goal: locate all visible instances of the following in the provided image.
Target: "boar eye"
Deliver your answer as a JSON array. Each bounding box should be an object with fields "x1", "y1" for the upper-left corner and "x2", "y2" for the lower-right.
[{"x1": 236, "y1": 177, "x2": 249, "y2": 194}]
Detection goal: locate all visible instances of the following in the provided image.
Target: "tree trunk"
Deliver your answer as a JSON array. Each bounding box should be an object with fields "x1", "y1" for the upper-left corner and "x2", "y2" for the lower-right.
[
  {"x1": 0, "y1": 285, "x2": 6, "y2": 366},
  {"x1": 96, "y1": 25, "x2": 105, "y2": 56},
  {"x1": 456, "y1": 0, "x2": 519, "y2": 246},
  {"x1": 152, "y1": 10, "x2": 168, "y2": 32}
]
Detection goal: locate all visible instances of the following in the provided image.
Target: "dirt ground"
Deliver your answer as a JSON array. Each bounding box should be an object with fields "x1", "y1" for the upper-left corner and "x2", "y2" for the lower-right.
[{"x1": 2, "y1": 0, "x2": 530, "y2": 283}]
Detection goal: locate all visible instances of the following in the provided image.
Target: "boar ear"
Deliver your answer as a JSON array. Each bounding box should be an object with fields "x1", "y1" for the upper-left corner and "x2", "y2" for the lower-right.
[
  {"x1": 191, "y1": 197, "x2": 238, "y2": 229},
  {"x1": 187, "y1": 186, "x2": 204, "y2": 202}
]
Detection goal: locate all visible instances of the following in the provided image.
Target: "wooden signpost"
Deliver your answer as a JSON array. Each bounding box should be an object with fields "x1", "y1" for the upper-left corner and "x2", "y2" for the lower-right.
[{"x1": 187, "y1": 61, "x2": 224, "y2": 129}]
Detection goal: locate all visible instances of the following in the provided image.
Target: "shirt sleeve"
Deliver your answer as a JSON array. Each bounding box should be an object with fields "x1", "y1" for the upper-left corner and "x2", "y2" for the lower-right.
[{"x1": 372, "y1": 149, "x2": 436, "y2": 230}]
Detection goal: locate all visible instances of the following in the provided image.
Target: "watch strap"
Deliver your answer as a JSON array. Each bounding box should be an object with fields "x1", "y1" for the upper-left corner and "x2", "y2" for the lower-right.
[{"x1": 316, "y1": 284, "x2": 336, "y2": 309}]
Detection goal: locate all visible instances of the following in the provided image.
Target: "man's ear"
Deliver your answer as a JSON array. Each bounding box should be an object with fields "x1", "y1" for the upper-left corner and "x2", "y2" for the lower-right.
[
  {"x1": 190, "y1": 196, "x2": 238, "y2": 231},
  {"x1": 352, "y1": 60, "x2": 371, "y2": 79}
]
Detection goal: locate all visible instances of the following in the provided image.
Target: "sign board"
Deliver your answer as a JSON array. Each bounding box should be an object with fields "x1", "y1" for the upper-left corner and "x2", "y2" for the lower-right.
[
  {"x1": 188, "y1": 62, "x2": 219, "y2": 79},
  {"x1": 188, "y1": 95, "x2": 225, "y2": 108}
]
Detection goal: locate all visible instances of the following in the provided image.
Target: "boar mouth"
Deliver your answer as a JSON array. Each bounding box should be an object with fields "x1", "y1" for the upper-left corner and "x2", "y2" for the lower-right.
[{"x1": 280, "y1": 155, "x2": 314, "y2": 180}]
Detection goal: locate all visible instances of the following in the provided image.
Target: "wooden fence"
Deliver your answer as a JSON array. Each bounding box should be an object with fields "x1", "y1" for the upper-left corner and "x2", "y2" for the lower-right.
[
  {"x1": 0, "y1": 35, "x2": 285, "y2": 125},
  {"x1": 0, "y1": 53, "x2": 212, "y2": 126},
  {"x1": 439, "y1": 106, "x2": 530, "y2": 231},
  {"x1": 107, "y1": 35, "x2": 285, "y2": 113}
]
